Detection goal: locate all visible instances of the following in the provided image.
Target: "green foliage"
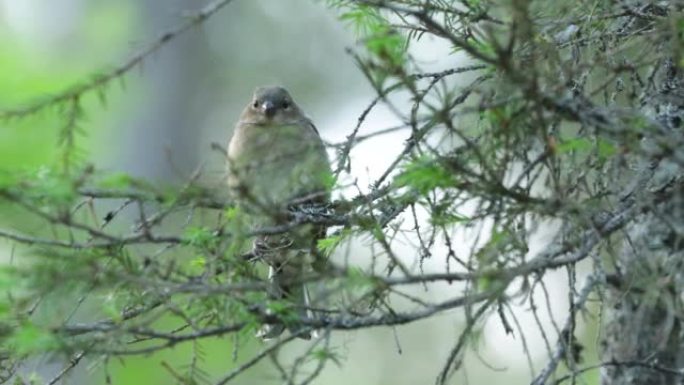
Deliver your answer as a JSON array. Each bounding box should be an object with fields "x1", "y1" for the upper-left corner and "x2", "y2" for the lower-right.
[
  {"x1": 556, "y1": 137, "x2": 593, "y2": 153},
  {"x1": 317, "y1": 234, "x2": 342, "y2": 256},
  {"x1": 100, "y1": 293, "x2": 127, "y2": 323},
  {"x1": 188, "y1": 255, "x2": 207, "y2": 270},
  {"x1": 26, "y1": 167, "x2": 78, "y2": 208},
  {"x1": 430, "y1": 207, "x2": 470, "y2": 226},
  {"x1": 345, "y1": 267, "x2": 378, "y2": 291},
  {"x1": 470, "y1": 39, "x2": 497, "y2": 60},
  {"x1": 338, "y1": 4, "x2": 384, "y2": 35},
  {"x1": 4, "y1": 322, "x2": 60, "y2": 356},
  {"x1": 336, "y1": 2, "x2": 408, "y2": 68},
  {"x1": 221, "y1": 206, "x2": 251, "y2": 260},
  {"x1": 596, "y1": 139, "x2": 617, "y2": 159},
  {"x1": 319, "y1": 170, "x2": 337, "y2": 191},
  {"x1": 395, "y1": 156, "x2": 457, "y2": 194},
  {"x1": 364, "y1": 27, "x2": 407, "y2": 68},
  {"x1": 476, "y1": 272, "x2": 495, "y2": 291},
  {"x1": 311, "y1": 347, "x2": 343, "y2": 367},
  {"x1": 96, "y1": 172, "x2": 140, "y2": 190},
  {"x1": 183, "y1": 227, "x2": 218, "y2": 249},
  {"x1": 555, "y1": 136, "x2": 617, "y2": 164}
]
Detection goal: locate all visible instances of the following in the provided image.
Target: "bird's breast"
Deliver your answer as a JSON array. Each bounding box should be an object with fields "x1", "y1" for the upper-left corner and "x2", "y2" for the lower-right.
[{"x1": 227, "y1": 123, "x2": 330, "y2": 211}]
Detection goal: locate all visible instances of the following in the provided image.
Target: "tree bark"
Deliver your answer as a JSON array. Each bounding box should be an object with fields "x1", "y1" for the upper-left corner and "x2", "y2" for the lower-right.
[{"x1": 601, "y1": 55, "x2": 684, "y2": 384}]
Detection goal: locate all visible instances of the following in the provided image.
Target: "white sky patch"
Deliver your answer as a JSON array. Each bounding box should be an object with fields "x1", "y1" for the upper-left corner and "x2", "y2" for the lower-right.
[{"x1": 322, "y1": 96, "x2": 408, "y2": 197}]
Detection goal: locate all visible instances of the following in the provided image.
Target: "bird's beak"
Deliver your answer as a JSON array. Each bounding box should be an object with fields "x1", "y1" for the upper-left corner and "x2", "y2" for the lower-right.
[{"x1": 261, "y1": 100, "x2": 276, "y2": 118}]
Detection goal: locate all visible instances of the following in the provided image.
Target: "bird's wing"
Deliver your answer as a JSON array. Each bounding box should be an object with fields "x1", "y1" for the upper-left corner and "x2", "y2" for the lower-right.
[{"x1": 303, "y1": 117, "x2": 320, "y2": 135}]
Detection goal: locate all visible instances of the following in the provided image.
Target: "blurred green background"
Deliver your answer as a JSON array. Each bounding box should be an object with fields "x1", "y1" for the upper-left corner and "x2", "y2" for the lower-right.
[{"x1": 0, "y1": 1, "x2": 599, "y2": 384}]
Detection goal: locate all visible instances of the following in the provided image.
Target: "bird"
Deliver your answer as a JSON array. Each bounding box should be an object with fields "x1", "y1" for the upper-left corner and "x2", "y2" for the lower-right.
[{"x1": 226, "y1": 86, "x2": 331, "y2": 339}]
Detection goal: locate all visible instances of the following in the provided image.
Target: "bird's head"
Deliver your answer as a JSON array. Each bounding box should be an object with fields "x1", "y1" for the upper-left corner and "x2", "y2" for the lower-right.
[{"x1": 240, "y1": 86, "x2": 305, "y2": 125}]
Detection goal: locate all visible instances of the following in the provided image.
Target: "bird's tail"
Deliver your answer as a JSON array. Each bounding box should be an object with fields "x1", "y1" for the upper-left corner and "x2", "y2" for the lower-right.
[{"x1": 257, "y1": 262, "x2": 314, "y2": 340}]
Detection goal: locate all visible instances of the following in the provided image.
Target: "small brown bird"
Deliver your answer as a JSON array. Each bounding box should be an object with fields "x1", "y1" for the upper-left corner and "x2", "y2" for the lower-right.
[{"x1": 226, "y1": 86, "x2": 331, "y2": 339}]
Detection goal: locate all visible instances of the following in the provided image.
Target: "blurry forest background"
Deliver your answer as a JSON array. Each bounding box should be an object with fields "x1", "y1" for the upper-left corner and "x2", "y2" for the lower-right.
[{"x1": 0, "y1": 1, "x2": 682, "y2": 385}]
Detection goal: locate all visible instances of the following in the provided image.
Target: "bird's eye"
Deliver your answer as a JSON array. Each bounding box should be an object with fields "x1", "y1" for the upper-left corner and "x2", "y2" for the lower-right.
[
  {"x1": 282, "y1": 101, "x2": 290, "y2": 109},
  {"x1": 252, "y1": 101, "x2": 259, "y2": 108}
]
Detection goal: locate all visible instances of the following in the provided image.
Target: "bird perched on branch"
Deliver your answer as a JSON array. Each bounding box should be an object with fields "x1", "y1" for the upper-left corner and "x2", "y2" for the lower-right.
[{"x1": 226, "y1": 86, "x2": 331, "y2": 339}]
